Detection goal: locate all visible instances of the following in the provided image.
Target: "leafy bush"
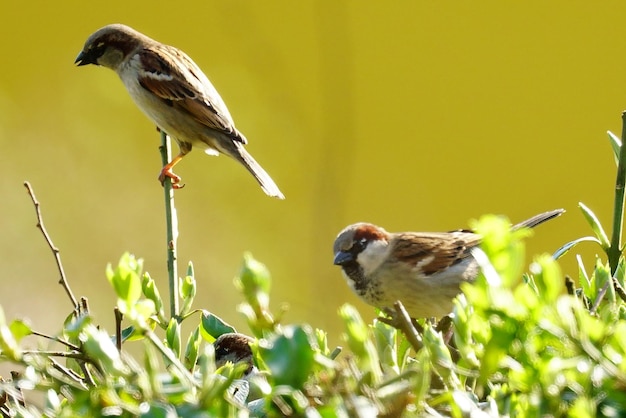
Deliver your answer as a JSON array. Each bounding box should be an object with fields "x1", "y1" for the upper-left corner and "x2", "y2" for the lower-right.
[{"x1": 2, "y1": 125, "x2": 626, "y2": 417}]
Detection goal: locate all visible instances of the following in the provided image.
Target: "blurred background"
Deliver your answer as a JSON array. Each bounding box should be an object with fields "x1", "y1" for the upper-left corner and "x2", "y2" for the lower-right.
[{"x1": 0, "y1": 2, "x2": 623, "y2": 352}]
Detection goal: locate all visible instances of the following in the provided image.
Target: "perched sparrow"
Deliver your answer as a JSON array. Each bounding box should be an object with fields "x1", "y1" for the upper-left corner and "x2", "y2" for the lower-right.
[
  {"x1": 75, "y1": 24, "x2": 284, "y2": 198},
  {"x1": 214, "y1": 332, "x2": 266, "y2": 404},
  {"x1": 333, "y1": 209, "x2": 564, "y2": 318},
  {"x1": 213, "y1": 332, "x2": 255, "y2": 377}
]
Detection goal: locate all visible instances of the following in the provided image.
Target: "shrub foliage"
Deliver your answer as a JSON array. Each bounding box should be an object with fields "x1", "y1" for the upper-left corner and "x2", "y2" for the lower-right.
[{"x1": 3, "y1": 124, "x2": 626, "y2": 417}]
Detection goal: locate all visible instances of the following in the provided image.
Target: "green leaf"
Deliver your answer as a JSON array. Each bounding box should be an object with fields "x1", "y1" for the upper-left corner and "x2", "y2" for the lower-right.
[
  {"x1": 234, "y1": 253, "x2": 271, "y2": 309},
  {"x1": 81, "y1": 324, "x2": 129, "y2": 376},
  {"x1": 107, "y1": 253, "x2": 143, "y2": 305},
  {"x1": 0, "y1": 306, "x2": 20, "y2": 361},
  {"x1": 553, "y1": 236, "x2": 602, "y2": 260},
  {"x1": 133, "y1": 299, "x2": 157, "y2": 326},
  {"x1": 140, "y1": 402, "x2": 177, "y2": 418},
  {"x1": 9, "y1": 319, "x2": 32, "y2": 342},
  {"x1": 608, "y1": 130, "x2": 621, "y2": 165},
  {"x1": 166, "y1": 319, "x2": 182, "y2": 358},
  {"x1": 411, "y1": 349, "x2": 431, "y2": 404},
  {"x1": 339, "y1": 304, "x2": 382, "y2": 382},
  {"x1": 186, "y1": 261, "x2": 195, "y2": 279},
  {"x1": 119, "y1": 325, "x2": 141, "y2": 342},
  {"x1": 470, "y1": 214, "x2": 528, "y2": 287},
  {"x1": 372, "y1": 319, "x2": 400, "y2": 373},
  {"x1": 594, "y1": 258, "x2": 615, "y2": 306},
  {"x1": 179, "y1": 274, "x2": 196, "y2": 317},
  {"x1": 530, "y1": 254, "x2": 563, "y2": 303},
  {"x1": 63, "y1": 312, "x2": 92, "y2": 339},
  {"x1": 339, "y1": 304, "x2": 368, "y2": 350},
  {"x1": 142, "y1": 272, "x2": 165, "y2": 322},
  {"x1": 258, "y1": 325, "x2": 316, "y2": 388},
  {"x1": 480, "y1": 317, "x2": 517, "y2": 385},
  {"x1": 615, "y1": 257, "x2": 626, "y2": 289},
  {"x1": 197, "y1": 344, "x2": 216, "y2": 392},
  {"x1": 315, "y1": 328, "x2": 330, "y2": 356},
  {"x1": 200, "y1": 311, "x2": 236, "y2": 343},
  {"x1": 423, "y1": 325, "x2": 459, "y2": 389},
  {"x1": 184, "y1": 326, "x2": 202, "y2": 370},
  {"x1": 578, "y1": 202, "x2": 610, "y2": 250}
]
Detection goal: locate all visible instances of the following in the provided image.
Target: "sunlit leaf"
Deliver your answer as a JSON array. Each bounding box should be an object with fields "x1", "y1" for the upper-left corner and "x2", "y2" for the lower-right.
[
  {"x1": 200, "y1": 311, "x2": 236, "y2": 343},
  {"x1": 553, "y1": 236, "x2": 602, "y2": 260},
  {"x1": 608, "y1": 130, "x2": 621, "y2": 165},
  {"x1": 258, "y1": 325, "x2": 315, "y2": 388},
  {"x1": 578, "y1": 203, "x2": 610, "y2": 250}
]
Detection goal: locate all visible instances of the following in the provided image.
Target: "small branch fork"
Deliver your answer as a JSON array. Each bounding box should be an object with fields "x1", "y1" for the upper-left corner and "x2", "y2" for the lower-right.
[{"x1": 23, "y1": 181, "x2": 78, "y2": 309}]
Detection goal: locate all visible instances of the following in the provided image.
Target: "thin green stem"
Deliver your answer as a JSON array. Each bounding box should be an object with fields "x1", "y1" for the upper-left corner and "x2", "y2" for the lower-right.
[
  {"x1": 609, "y1": 112, "x2": 626, "y2": 273},
  {"x1": 159, "y1": 131, "x2": 179, "y2": 319},
  {"x1": 146, "y1": 330, "x2": 198, "y2": 387}
]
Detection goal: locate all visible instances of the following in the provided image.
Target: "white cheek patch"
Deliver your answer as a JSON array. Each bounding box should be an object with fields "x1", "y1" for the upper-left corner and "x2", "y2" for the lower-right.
[{"x1": 356, "y1": 240, "x2": 390, "y2": 276}]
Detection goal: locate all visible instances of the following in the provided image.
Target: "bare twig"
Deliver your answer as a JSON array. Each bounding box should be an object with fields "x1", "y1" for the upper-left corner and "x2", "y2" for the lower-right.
[
  {"x1": 114, "y1": 308, "x2": 123, "y2": 351},
  {"x1": 31, "y1": 330, "x2": 80, "y2": 351},
  {"x1": 79, "y1": 297, "x2": 90, "y2": 317},
  {"x1": 613, "y1": 277, "x2": 626, "y2": 303},
  {"x1": 393, "y1": 302, "x2": 423, "y2": 351},
  {"x1": 377, "y1": 302, "x2": 423, "y2": 352},
  {"x1": 590, "y1": 280, "x2": 610, "y2": 314},
  {"x1": 21, "y1": 350, "x2": 89, "y2": 361},
  {"x1": 565, "y1": 275, "x2": 576, "y2": 296},
  {"x1": 23, "y1": 182, "x2": 78, "y2": 308},
  {"x1": 145, "y1": 329, "x2": 197, "y2": 387},
  {"x1": 79, "y1": 362, "x2": 96, "y2": 387},
  {"x1": 8, "y1": 373, "x2": 24, "y2": 407},
  {"x1": 49, "y1": 358, "x2": 89, "y2": 389}
]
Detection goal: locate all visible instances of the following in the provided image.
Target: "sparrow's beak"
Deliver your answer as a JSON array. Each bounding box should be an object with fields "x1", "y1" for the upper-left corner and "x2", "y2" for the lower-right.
[
  {"x1": 74, "y1": 50, "x2": 93, "y2": 66},
  {"x1": 334, "y1": 251, "x2": 354, "y2": 266}
]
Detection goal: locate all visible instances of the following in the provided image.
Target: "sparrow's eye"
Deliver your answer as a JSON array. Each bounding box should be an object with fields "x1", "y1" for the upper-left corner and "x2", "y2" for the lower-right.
[
  {"x1": 92, "y1": 44, "x2": 107, "y2": 58},
  {"x1": 215, "y1": 345, "x2": 229, "y2": 358},
  {"x1": 85, "y1": 41, "x2": 108, "y2": 61},
  {"x1": 352, "y1": 238, "x2": 368, "y2": 253}
]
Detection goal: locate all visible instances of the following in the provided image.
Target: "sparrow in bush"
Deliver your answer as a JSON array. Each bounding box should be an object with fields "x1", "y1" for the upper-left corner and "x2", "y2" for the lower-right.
[
  {"x1": 333, "y1": 209, "x2": 564, "y2": 318},
  {"x1": 75, "y1": 24, "x2": 284, "y2": 198},
  {"x1": 214, "y1": 332, "x2": 266, "y2": 405},
  {"x1": 214, "y1": 333, "x2": 255, "y2": 378}
]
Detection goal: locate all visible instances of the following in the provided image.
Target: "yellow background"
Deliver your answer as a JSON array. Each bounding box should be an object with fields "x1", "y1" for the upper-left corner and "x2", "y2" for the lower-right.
[{"x1": 0, "y1": 2, "x2": 621, "y2": 348}]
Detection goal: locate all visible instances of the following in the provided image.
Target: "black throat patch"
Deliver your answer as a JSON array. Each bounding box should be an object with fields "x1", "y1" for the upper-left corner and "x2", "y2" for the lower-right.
[{"x1": 342, "y1": 261, "x2": 368, "y2": 294}]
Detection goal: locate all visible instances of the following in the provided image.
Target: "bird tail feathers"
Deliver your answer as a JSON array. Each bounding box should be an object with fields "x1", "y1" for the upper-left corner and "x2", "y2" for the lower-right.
[{"x1": 232, "y1": 145, "x2": 285, "y2": 199}]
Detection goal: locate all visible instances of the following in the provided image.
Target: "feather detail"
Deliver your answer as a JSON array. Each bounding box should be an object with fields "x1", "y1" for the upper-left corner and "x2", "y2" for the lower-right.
[
  {"x1": 134, "y1": 47, "x2": 245, "y2": 143},
  {"x1": 391, "y1": 231, "x2": 479, "y2": 276}
]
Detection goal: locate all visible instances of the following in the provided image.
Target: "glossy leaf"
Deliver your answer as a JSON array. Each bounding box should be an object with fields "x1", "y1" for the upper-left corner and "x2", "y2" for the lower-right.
[
  {"x1": 200, "y1": 311, "x2": 236, "y2": 343},
  {"x1": 608, "y1": 130, "x2": 621, "y2": 165},
  {"x1": 258, "y1": 325, "x2": 315, "y2": 388},
  {"x1": 553, "y1": 236, "x2": 602, "y2": 260},
  {"x1": 578, "y1": 202, "x2": 610, "y2": 250}
]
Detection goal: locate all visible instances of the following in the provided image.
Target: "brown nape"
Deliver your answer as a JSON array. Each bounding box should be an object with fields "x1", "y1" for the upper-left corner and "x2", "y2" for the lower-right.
[{"x1": 353, "y1": 224, "x2": 388, "y2": 242}]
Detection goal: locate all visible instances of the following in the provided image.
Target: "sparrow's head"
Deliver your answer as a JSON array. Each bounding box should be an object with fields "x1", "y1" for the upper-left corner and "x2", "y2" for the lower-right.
[
  {"x1": 213, "y1": 333, "x2": 255, "y2": 376},
  {"x1": 333, "y1": 223, "x2": 391, "y2": 285},
  {"x1": 75, "y1": 24, "x2": 149, "y2": 70}
]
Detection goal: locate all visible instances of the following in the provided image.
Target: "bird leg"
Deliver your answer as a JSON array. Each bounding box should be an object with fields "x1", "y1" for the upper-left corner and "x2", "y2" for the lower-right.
[{"x1": 159, "y1": 153, "x2": 186, "y2": 189}]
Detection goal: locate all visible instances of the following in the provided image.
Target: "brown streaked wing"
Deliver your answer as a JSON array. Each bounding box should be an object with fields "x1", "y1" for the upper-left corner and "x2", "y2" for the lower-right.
[
  {"x1": 391, "y1": 232, "x2": 480, "y2": 276},
  {"x1": 136, "y1": 47, "x2": 240, "y2": 140}
]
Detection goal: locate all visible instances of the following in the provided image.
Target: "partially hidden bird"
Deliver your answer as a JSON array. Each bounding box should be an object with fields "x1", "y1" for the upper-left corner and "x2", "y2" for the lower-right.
[{"x1": 333, "y1": 209, "x2": 564, "y2": 318}]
